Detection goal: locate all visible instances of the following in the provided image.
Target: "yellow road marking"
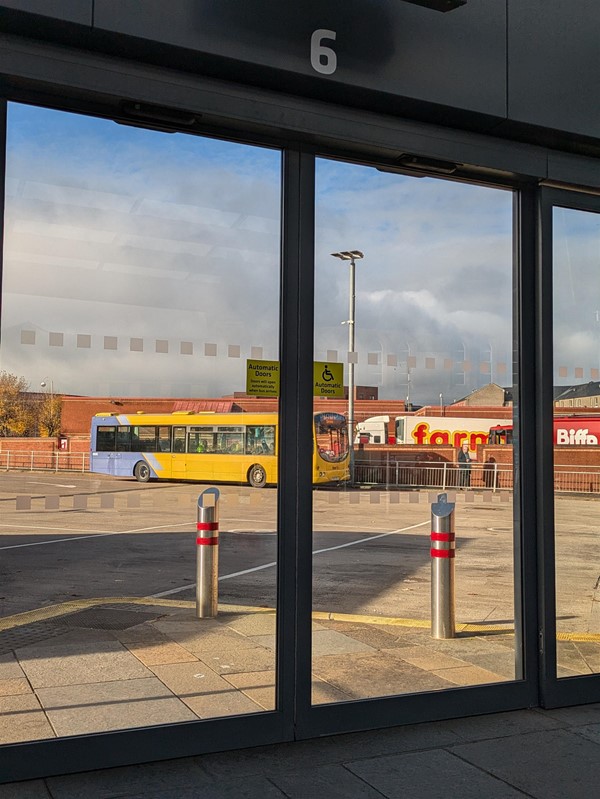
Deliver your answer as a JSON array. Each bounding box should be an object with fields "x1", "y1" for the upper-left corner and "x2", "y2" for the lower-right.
[
  {"x1": 556, "y1": 631, "x2": 600, "y2": 643},
  {"x1": 2, "y1": 599, "x2": 600, "y2": 643},
  {"x1": 0, "y1": 596, "x2": 192, "y2": 631},
  {"x1": 312, "y1": 611, "x2": 430, "y2": 629},
  {"x1": 312, "y1": 611, "x2": 515, "y2": 635}
]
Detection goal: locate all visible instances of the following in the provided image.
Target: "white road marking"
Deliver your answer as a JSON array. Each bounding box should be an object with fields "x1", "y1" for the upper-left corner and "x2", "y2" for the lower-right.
[
  {"x1": 0, "y1": 532, "x2": 133, "y2": 550},
  {"x1": 0, "y1": 521, "x2": 194, "y2": 550},
  {"x1": 312, "y1": 520, "x2": 428, "y2": 556},
  {"x1": 0, "y1": 514, "x2": 429, "y2": 597},
  {"x1": 228, "y1": 530, "x2": 276, "y2": 534},
  {"x1": 27, "y1": 482, "x2": 77, "y2": 488},
  {"x1": 0, "y1": 520, "x2": 386, "y2": 546},
  {"x1": 151, "y1": 520, "x2": 429, "y2": 598}
]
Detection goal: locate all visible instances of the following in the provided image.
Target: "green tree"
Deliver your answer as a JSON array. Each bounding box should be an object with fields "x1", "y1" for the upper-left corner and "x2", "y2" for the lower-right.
[{"x1": 0, "y1": 371, "x2": 34, "y2": 436}]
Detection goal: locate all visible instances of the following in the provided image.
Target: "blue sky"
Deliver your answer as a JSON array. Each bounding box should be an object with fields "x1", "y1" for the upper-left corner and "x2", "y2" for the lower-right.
[
  {"x1": 2, "y1": 101, "x2": 596, "y2": 404},
  {"x1": 315, "y1": 158, "x2": 513, "y2": 401}
]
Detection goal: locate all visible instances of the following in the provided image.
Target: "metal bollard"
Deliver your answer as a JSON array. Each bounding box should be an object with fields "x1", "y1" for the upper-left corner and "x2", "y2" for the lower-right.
[
  {"x1": 196, "y1": 487, "x2": 220, "y2": 618},
  {"x1": 430, "y1": 492, "x2": 456, "y2": 639}
]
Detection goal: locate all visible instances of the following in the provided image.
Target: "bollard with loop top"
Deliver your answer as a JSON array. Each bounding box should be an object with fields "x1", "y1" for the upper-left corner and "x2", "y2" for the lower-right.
[
  {"x1": 430, "y1": 492, "x2": 456, "y2": 639},
  {"x1": 196, "y1": 487, "x2": 220, "y2": 619}
]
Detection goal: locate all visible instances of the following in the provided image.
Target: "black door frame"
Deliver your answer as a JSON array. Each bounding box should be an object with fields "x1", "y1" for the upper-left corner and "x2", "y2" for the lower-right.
[
  {"x1": 537, "y1": 187, "x2": 600, "y2": 708},
  {"x1": 0, "y1": 106, "x2": 539, "y2": 782},
  {"x1": 292, "y1": 153, "x2": 539, "y2": 739}
]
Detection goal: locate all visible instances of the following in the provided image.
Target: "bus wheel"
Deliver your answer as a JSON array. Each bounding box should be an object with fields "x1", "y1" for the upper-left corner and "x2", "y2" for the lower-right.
[
  {"x1": 134, "y1": 461, "x2": 151, "y2": 483},
  {"x1": 248, "y1": 464, "x2": 266, "y2": 488}
]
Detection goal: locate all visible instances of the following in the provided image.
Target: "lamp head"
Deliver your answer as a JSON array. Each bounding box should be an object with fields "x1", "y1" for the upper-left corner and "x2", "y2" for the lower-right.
[{"x1": 330, "y1": 250, "x2": 364, "y2": 261}]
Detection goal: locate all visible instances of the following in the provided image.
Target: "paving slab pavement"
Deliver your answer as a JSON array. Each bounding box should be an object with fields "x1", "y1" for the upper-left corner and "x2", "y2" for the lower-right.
[
  {"x1": 0, "y1": 597, "x2": 515, "y2": 746},
  {"x1": 1, "y1": 595, "x2": 600, "y2": 747},
  {"x1": 1, "y1": 590, "x2": 600, "y2": 795},
  {"x1": 2, "y1": 706, "x2": 600, "y2": 797}
]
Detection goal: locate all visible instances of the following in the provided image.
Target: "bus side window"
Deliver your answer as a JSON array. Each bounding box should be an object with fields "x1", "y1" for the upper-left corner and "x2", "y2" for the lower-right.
[
  {"x1": 259, "y1": 426, "x2": 275, "y2": 454},
  {"x1": 246, "y1": 426, "x2": 260, "y2": 454},
  {"x1": 97, "y1": 426, "x2": 116, "y2": 451},
  {"x1": 173, "y1": 426, "x2": 186, "y2": 452},
  {"x1": 215, "y1": 431, "x2": 244, "y2": 454},
  {"x1": 201, "y1": 432, "x2": 215, "y2": 452},
  {"x1": 188, "y1": 434, "x2": 201, "y2": 452},
  {"x1": 158, "y1": 426, "x2": 171, "y2": 452},
  {"x1": 137, "y1": 426, "x2": 159, "y2": 452},
  {"x1": 116, "y1": 426, "x2": 132, "y2": 452},
  {"x1": 246, "y1": 425, "x2": 274, "y2": 454}
]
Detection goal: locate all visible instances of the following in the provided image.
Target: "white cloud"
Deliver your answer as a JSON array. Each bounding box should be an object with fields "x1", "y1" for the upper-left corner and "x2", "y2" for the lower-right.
[{"x1": 8, "y1": 106, "x2": 596, "y2": 405}]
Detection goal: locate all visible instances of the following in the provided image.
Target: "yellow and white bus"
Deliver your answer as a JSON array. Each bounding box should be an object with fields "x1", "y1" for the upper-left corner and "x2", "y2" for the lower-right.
[{"x1": 90, "y1": 411, "x2": 349, "y2": 487}]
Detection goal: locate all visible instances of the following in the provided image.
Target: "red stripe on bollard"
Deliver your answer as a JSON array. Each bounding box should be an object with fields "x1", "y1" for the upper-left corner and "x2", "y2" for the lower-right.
[
  {"x1": 430, "y1": 548, "x2": 455, "y2": 558},
  {"x1": 197, "y1": 522, "x2": 219, "y2": 531},
  {"x1": 197, "y1": 537, "x2": 219, "y2": 545},
  {"x1": 430, "y1": 532, "x2": 455, "y2": 542}
]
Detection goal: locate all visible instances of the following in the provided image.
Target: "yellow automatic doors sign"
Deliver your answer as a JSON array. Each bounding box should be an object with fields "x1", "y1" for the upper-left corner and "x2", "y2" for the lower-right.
[
  {"x1": 246, "y1": 360, "x2": 280, "y2": 397},
  {"x1": 313, "y1": 361, "x2": 344, "y2": 397},
  {"x1": 246, "y1": 360, "x2": 343, "y2": 397}
]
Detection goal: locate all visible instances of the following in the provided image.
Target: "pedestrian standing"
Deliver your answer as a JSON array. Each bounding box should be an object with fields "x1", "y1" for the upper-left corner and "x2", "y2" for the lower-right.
[{"x1": 458, "y1": 442, "x2": 472, "y2": 487}]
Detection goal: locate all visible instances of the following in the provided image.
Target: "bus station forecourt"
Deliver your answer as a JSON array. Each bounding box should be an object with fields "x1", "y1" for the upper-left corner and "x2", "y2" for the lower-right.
[{"x1": 1, "y1": 470, "x2": 599, "y2": 745}]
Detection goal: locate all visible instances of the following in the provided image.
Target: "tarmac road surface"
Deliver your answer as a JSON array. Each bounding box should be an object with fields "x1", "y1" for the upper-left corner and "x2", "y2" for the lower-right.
[{"x1": 0, "y1": 471, "x2": 598, "y2": 635}]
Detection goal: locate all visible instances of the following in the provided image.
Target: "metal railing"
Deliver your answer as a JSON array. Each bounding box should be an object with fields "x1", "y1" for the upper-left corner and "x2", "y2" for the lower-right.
[
  {"x1": 0, "y1": 450, "x2": 89, "y2": 473},
  {"x1": 1, "y1": 449, "x2": 599, "y2": 494},
  {"x1": 553, "y1": 465, "x2": 600, "y2": 494},
  {"x1": 355, "y1": 458, "x2": 600, "y2": 495},
  {"x1": 355, "y1": 458, "x2": 508, "y2": 491}
]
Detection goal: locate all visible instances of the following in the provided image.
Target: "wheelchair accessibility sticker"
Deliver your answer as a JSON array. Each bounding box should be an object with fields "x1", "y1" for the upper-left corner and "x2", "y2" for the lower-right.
[{"x1": 313, "y1": 361, "x2": 344, "y2": 397}]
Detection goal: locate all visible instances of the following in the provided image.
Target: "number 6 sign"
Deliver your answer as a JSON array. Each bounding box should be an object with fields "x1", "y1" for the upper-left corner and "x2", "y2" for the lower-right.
[{"x1": 310, "y1": 29, "x2": 337, "y2": 75}]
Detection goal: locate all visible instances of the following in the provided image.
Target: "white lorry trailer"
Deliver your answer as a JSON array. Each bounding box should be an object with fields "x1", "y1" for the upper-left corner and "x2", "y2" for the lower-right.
[{"x1": 355, "y1": 415, "x2": 507, "y2": 449}]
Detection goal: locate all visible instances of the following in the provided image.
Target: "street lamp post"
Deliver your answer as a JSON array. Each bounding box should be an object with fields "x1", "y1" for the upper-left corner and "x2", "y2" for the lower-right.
[
  {"x1": 331, "y1": 250, "x2": 364, "y2": 485},
  {"x1": 40, "y1": 378, "x2": 57, "y2": 437},
  {"x1": 40, "y1": 378, "x2": 54, "y2": 403}
]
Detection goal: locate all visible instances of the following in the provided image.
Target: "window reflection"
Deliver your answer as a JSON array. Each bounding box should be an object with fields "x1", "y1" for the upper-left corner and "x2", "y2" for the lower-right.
[
  {"x1": 0, "y1": 102, "x2": 281, "y2": 742},
  {"x1": 553, "y1": 206, "x2": 600, "y2": 678},
  {"x1": 312, "y1": 158, "x2": 516, "y2": 703}
]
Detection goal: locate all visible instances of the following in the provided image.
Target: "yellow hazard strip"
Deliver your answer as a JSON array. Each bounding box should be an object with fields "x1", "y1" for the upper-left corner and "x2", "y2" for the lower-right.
[
  {"x1": 2, "y1": 599, "x2": 600, "y2": 643},
  {"x1": 0, "y1": 596, "x2": 192, "y2": 632},
  {"x1": 460, "y1": 623, "x2": 513, "y2": 634},
  {"x1": 556, "y1": 631, "x2": 600, "y2": 643},
  {"x1": 312, "y1": 611, "x2": 430, "y2": 629},
  {"x1": 312, "y1": 612, "x2": 515, "y2": 634},
  {"x1": 0, "y1": 597, "x2": 278, "y2": 632}
]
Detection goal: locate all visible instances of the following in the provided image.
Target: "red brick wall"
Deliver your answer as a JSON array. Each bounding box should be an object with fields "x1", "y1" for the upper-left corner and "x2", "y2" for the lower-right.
[
  {"x1": 60, "y1": 397, "x2": 186, "y2": 436},
  {"x1": 0, "y1": 438, "x2": 56, "y2": 452},
  {"x1": 69, "y1": 437, "x2": 90, "y2": 454},
  {"x1": 415, "y1": 405, "x2": 512, "y2": 419},
  {"x1": 60, "y1": 395, "x2": 411, "y2": 435}
]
